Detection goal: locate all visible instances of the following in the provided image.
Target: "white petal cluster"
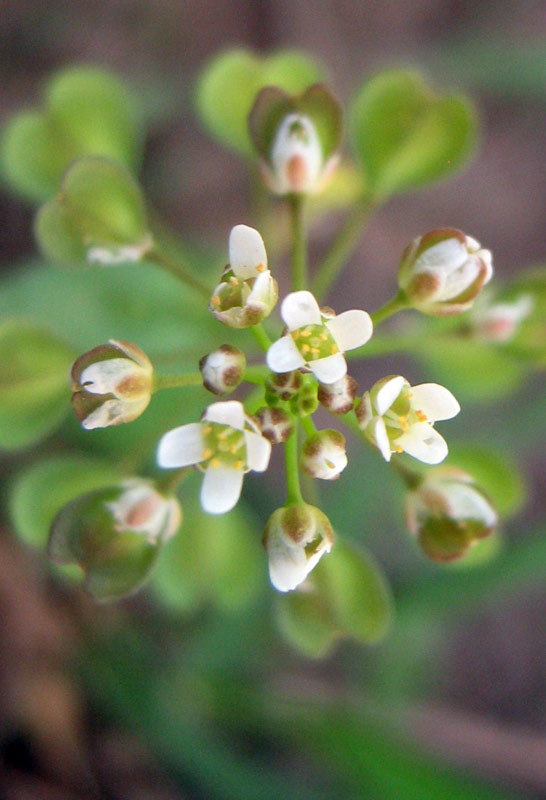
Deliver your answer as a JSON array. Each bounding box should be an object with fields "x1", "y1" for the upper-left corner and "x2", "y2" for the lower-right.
[
  {"x1": 267, "y1": 291, "x2": 373, "y2": 384},
  {"x1": 157, "y1": 401, "x2": 271, "y2": 515},
  {"x1": 398, "y1": 229, "x2": 493, "y2": 315},
  {"x1": 263, "y1": 505, "x2": 333, "y2": 592},
  {"x1": 357, "y1": 376, "x2": 460, "y2": 464},
  {"x1": 106, "y1": 479, "x2": 182, "y2": 545},
  {"x1": 210, "y1": 225, "x2": 278, "y2": 328}
]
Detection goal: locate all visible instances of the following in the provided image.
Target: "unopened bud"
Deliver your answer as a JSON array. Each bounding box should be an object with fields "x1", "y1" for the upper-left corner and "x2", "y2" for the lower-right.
[
  {"x1": 301, "y1": 429, "x2": 347, "y2": 480},
  {"x1": 398, "y1": 228, "x2": 493, "y2": 316},
  {"x1": 471, "y1": 294, "x2": 533, "y2": 343},
  {"x1": 265, "y1": 370, "x2": 303, "y2": 404},
  {"x1": 255, "y1": 407, "x2": 294, "y2": 444},
  {"x1": 318, "y1": 374, "x2": 358, "y2": 414},
  {"x1": 263, "y1": 503, "x2": 334, "y2": 592},
  {"x1": 405, "y1": 467, "x2": 498, "y2": 562},
  {"x1": 71, "y1": 339, "x2": 152, "y2": 429},
  {"x1": 289, "y1": 377, "x2": 318, "y2": 418},
  {"x1": 199, "y1": 345, "x2": 246, "y2": 395}
]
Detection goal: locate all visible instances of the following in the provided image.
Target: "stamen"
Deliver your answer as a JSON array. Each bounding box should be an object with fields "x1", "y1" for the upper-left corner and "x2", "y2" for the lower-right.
[
  {"x1": 331, "y1": 344, "x2": 338, "y2": 354},
  {"x1": 229, "y1": 276, "x2": 239, "y2": 286},
  {"x1": 302, "y1": 344, "x2": 311, "y2": 353},
  {"x1": 255, "y1": 263, "x2": 266, "y2": 273},
  {"x1": 233, "y1": 460, "x2": 244, "y2": 470},
  {"x1": 416, "y1": 410, "x2": 428, "y2": 422},
  {"x1": 202, "y1": 425, "x2": 212, "y2": 434},
  {"x1": 395, "y1": 444, "x2": 403, "y2": 453},
  {"x1": 202, "y1": 448, "x2": 213, "y2": 460},
  {"x1": 319, "y1": 333, "x2": 328, "y2": 342},
  {"x1": 211, "y1": 296, "x2": 221, "y2": 307},
  {"x1": 210, "y1": 458, "x2": 220, "y2": 468},
  {"x1": 311, "y1": 347, "x2": 320, "y2": 356},
  {"x1": 300, "y1": 330, "x2": 312, "y2": 338}
]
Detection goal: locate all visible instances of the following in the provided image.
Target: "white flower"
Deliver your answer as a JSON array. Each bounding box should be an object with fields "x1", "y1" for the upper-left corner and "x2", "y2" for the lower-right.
[
  {"x1": 398, "y1": 228, "x2": 493, "y2": 315},
  {"x1": 71, "y1": 339, "x2": 153, "y2": 429},
  {"x1": 356, "y1": 375, "x2": 460, "y2": 464},
  {"x1": 210, "y1": 225, "x2": 278, "y2": 328},
  {"x1": 157, "y1": 400, "x2": 271, "y2": 515},
  {"x1": 106, "y1": 479, "x2": 182, "y2": 545},
  {"x1": 266, "y1": 291, "x2": 373, "y2": 385},
  {"x1": 263, "y1": 504, "x2": 333, "y2": 592}
]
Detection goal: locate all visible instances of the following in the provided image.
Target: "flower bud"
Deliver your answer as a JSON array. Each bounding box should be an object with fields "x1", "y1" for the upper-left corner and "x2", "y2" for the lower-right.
[
  {"x1": 289, "y1": 377, "x2": 319, "y2": 418},
  {"x1": 249, "y1": 84, "x2": 342, "y2": 196},
  {"x1": 317, "y1": 374, "x2": 358, "y2": 415},
  {"x1": 405, "y1": 467, "x2": 498, "y2": 562},
  {"x1": 263, "y1": 503, "x2": 334, "y2": 592},
  {"x1": 48, "y1": 479, "x2": 182, "y2": 601},
  {"x1": 471, "y1": 294, "x2": 533, "y2": 342},
  {"x1": 301, "y1": 429, "x2": 347, "y2": 480},
  {"x1": 265, "y1": 370, "x2": 303, "y2": 403},
  {"x1": 398, "y1": 228, "x2": 493, "y2": 316},
  {"x1": 210, "y1": 224, "x2": 277, "y2": 328},
  {"x1": 199, "y1": 345, "x2": 246, "y2": 395},
  {"x1": 254, "y1": 407, "x2": 294, "y2": 444},
  {"x1": 71, "y1": 339, "x2": 152, "y2": 429}
]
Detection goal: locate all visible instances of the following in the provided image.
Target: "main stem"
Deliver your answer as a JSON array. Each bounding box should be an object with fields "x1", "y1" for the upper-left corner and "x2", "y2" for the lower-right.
[
  {"x1": 285, "y1": 424, "x2": 304, "y2": 505},
  {"x1": 289, "y1": 194, "x2": 307, "y2": 291}
]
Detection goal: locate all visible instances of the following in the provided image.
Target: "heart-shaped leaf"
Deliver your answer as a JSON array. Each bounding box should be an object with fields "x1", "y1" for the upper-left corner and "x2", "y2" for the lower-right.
[
  {"x1": 1, "y1": 66, "x2": 142, "y2": 203},
  {"x1": 351, "y1": 69, "x2": 478, "y2": 198},
  {"x1": 0, "y1": 319, "x2": 76, "y2": 450},
  {"x1": 195, "y1": 48, "x2": 325, "y2": 156}
]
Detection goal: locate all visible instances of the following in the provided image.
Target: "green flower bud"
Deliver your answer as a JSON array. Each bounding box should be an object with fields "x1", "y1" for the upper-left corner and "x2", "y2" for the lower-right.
[
  {"x1": 317, "y1": 374, "x2": 358, "y2": 414},
  {"x1": 249, "y1": 84, "x2": 342, "y2": 195},
  {"x1": 263, "y1": 503, "x2": 333, "y2": 592},
  {"x1": 301, "y1": 429, "x2": 347, "y2": 480},
  {"x1": 405, "y1": 466, "x2": 498, "y2": 562},
  {"x1": 71, "y1": 339, "x2": 152, "y2": 429},
  {"x1": 199, "y1": 345, "x2": 246, "y2": 395},
  {"x1": 35, "y1": 156, "x2": 151, "y2": 268},
  {"x1": 265, "y1": 370, "x2": 303, "y2": 403},
  {"x1": 48, "y1": 479, "x2": 182, "y2": 601},
  {"x1": 398, "y1": 228, "x2": 493, "y2": 316},
  {"x1": 288, "y1": 375, "x2": 318, "y2": 418},
  {"x1": 254, "y1": 407, "x2": 294, "y2": 444}
]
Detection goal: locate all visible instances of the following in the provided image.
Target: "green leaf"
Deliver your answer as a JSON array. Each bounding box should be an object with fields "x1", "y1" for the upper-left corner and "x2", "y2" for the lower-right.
[
  {"x1": 195, "y1": 48, "x2": 325, "y2": 156},
  {"x1": 276, "y1": 539, "x2": 392, "y2": 657},
  {"x1": 1, "y1": 66, "x2": 141, "y2": 203},
  {"x1": 10, "y1": 454, "x2": 123, "y2": 550},
  {"x1": 35, "y1": 156, "x2": 150, "y2": 267},
  {"x1": 351, "y1": 69, "x2": 478, "y2": 198},
  {"x1": 446, "y1": 442, "x2": 526, "y2": 518},
  {"x1": 153, "y1": 491, "x2": 262, "y2": 614},
  {"x1": 0, "y1": 319, "x2": 76, "y2": 450}
]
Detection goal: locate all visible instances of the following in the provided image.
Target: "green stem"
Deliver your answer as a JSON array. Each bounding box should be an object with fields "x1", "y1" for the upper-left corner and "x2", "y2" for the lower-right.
[
  {"x1": 251, "y1": 324, "x2": 273, "y2": 352},
  {"x1": 153, "y1": 372, "x2": 203, "y2": 392},
  {"x1": 389, "y1": 458, "x2": 424, "y2": 490},
  {"x1": 289, "y1": 193, "x2": 307, "y2": 291},
  {"x1": 284, "y1": 424, "x2": 304, "y2": 505},
  {"x1": 155, "y1": 467, "x2": 189, "y2": 495},
  {"x1": 301, "y1": 415, "x2": 317, "y2": 438},
  {"x1": 244, "y1": 386, "x2": 266, "y2": 415},
  {"x1": 371, "y1": 291, "x2": 409, "y2": 327},
  {"x1": 311, "y1": 197, "x2": 376, "y2": 301},
  {"x1": 243, "y1": 365, "x2": 270, "y2": 384},
  {"x1": 147, "y1": 247, "x2": 211, "y2": 300}
]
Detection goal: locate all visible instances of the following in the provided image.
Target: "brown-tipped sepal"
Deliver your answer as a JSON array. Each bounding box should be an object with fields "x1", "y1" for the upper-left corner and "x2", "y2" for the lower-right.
[
  {"x1": 318, "y1": 374, "x2": 358, "y2": 414},
  {"x1": 254, "y1": 407, "x2": 294, "y2": 444},
  {"x1": 301, "y1": 429, "x2": 347, "y2": 480},
  {"x1": 199, "y1": 345, "x2": 246, "y2": 395}
]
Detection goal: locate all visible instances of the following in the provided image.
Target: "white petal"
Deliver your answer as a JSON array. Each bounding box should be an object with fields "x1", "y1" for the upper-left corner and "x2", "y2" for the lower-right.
[
  {"x1": 371, "y1": 416, "x2": 391, "y2": 461},
  {"x1": 309, "y1": 353, "x2": 347, "y2": 384},
  {"x1": 375, "y1": 376, "x2": 405, "y2": 416},
  {"x1": 200, "y1": 464, "x2": 244, "y2": 514},
  {"x1": 81, "y1": 398, "x2": 130, "y2": 429},
  {"x1": 281, "y1": 290, "x2": 321, "y2": 330},
  {"x1": 266, "y1": 335, "x2": 306, "y2": 373},
  {"x1": 79, "y1": 358, "x2": 138, "y2": 396},
  {"x1": 396, "y1": 423, "x2": 448, "y2": 464},
  {"x1": 247, "y1": 269, "x2": 276, "y2": 308},
  {"x1": 229, "y1": 224, "x2": 267, "y2": 279},
  {"x1": 439, "y1": 256, "x2": 481, "y2": 300},
  {"x1": 443, "y1": 482, "x2": 497, "y2": 527},
  {"x1": 204, "y1": 400, "x2": 245, "y2": 430},
  {"x1": 157, "y1": 423, "x2": 204, "y2": 468},
  {"x1": 325, "y1": 310, "x2": 373, "y2": 352},
  {"x1": 416, "y1": 237, "x2": 467, "y2": 271},
  {"x1": 268, "y1": 537, "x2": 310, "y2": 592},
  {"x1": 244, "y1": 431, "x2": 272, "y2": 472},
  {"x1": 410, "y1": 384, "x2": 460, "y2": 421}
]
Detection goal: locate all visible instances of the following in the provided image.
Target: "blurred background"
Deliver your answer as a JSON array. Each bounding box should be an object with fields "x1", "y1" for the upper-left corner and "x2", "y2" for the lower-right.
[{"x1": 1, "y1": 1, "x2": 546, "y2": 798}]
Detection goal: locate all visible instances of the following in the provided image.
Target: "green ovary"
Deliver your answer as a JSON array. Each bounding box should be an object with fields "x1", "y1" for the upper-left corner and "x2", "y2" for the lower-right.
[
  {"x1": 201, "y1": 422, "x2": 247, "y2": 470},
  {"x1": 291, "y1": 324, "x2": 338, "y2": 361}
]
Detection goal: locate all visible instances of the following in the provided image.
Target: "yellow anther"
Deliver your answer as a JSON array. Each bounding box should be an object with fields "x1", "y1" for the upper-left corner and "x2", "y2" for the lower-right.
[
  {"x1": 217, "y1": 430, "x2": 228, "y2": 440},
  {"x1": 202, "y1": 425, "x2": 212, "y2": 435},
  {"x1": 229, "y1": 276, "x2": 239, "y2": 286},
  {"x1": 398, "y1": 415, "x2": 409, "y2": 432},
  {"x1": 202, "y1": 448, "x2": 213, "y2": 460},
  {"x1": 395, "y1": 444, "x2": 403, "y2": 453},
  {"x1": 302, "y1": 343, "x2": 311, "y2": 353},
  {"x1": 255, "y1": 263, "x2": 266, "y2": 273},
  {"x1": 211, "y1": 296, "x2": 221, "y2": 307},
  {"x1": 210, "y1": 458, "x2": 220, "y2": 468},
  {"x1": 331, "y1": 344, "x2": 339, "y2": 354},
  {"x1": 229, "y1": 444, "x2": 239, "y2": 454},
  {"x1": 416, "y1": 410, "x2": 428, "y2": 422},
  {"x1": 300, "y1": 329, "x2": 312, "y2": 338},
  {"x1": 233, "y1": 460, "x2": 244, "y2": 470},
  {"x1": 311, "y1": 347, "x2": 320, "y2": 356},
  {"x1": 292, "y1": 330, "x2": 300, "y2": 340},
  {"x1": 319, "y1": 333, "x2": 328, "y2": 342}
]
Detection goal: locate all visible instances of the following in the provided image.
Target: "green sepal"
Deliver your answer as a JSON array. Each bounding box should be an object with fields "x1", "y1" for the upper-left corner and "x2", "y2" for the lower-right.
[
  {"x1": 1, "y1": 66, "x2": 141, "y2": 203},
  {"x1": 249, "y1": 83, "x2": 342, "y2": 165},
  {"x1": 195, "y1": 48, "x2": 325, "y2": 156},
  {"x1": 0, "y1": 319, "x2": 76, "y2": 450},
  {"x1": 350, "y1": 69, "x2": 478, "y2": 198},
  {"x1": 35, "y1": 156, "x2": 150, "y2": 267},
  {"x1": 49, "y1": 486, "x2": 161, "y2": 602},
  {"x1": 276, "y1": 539, "x2": 392, "y2": 657}
]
